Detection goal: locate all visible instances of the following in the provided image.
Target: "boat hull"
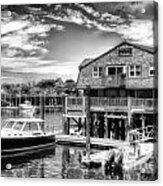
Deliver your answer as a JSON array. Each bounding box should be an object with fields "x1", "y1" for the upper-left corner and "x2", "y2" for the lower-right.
[{"x1": 1, "y1": 134, "x2": 55, "y2": 158}]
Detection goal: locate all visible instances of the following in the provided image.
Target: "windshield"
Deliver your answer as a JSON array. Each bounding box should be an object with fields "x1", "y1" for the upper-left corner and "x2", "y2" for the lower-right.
[
  {"x1": 4, "y1": 121, "x2": 15, "y2": 129},
  {"x1": 23, "y1": 122, "x2": 39, "y2": 131},
  {"x1": 13, "y1": 121, "x2": 24, "y2": 131}
]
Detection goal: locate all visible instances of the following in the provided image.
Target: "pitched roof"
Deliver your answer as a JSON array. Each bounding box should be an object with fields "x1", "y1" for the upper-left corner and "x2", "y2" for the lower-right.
[
  {"x1": 79, "y1": 58, "x2": 93, "y2": 69},
  {"x1": 79, "y1": 41, "x2": 158, "y2": 70}
]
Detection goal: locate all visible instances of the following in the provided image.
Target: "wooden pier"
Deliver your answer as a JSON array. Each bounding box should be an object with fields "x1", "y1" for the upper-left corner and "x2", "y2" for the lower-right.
[{"x1": 55, "y1": 134, "x2": 129, "y2": 149}]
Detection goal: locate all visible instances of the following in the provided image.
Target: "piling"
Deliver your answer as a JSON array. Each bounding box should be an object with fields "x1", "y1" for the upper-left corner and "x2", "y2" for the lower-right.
[
  {"x1": 127, "y1": 97, "x2": 131, "y2": 141},
  {"x1": 40, "y1": 93, "x2": 45, "y2": 132},
  {"x1": 85, "y1": 85, "x2": 91, "y2": 160}
]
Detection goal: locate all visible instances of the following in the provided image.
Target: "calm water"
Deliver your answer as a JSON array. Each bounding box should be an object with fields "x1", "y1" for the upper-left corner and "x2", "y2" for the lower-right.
[{"x1": 1, "y1": 110, "x2": 157, "y2": 180}]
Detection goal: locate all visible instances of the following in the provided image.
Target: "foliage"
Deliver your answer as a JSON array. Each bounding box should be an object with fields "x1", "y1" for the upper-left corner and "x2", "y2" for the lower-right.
[{"x1": 1, "y1": 78, "x2": 76, "y2": 96}]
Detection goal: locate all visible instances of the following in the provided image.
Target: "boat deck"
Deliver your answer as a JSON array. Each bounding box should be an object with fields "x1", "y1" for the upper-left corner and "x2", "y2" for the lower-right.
[{"x1": 55, "y1": 134, "x2": 129, "y2": 149}]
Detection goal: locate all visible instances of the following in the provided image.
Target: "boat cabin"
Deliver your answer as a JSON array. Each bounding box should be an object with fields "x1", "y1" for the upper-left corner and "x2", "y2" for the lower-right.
[{"x1": 2, "y1": 118, "x2": 45, "y2": 137}]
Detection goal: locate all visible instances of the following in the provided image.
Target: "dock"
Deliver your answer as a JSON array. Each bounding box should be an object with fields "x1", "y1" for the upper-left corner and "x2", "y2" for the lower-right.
[{"x1": 55, "y1": 134, "x2": 129, "y2": 149}]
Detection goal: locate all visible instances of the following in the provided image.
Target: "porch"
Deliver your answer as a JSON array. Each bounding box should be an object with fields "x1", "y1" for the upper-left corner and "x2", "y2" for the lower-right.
[{"x1": 64, "y1": 97, "x2": 157, "y2": 116}]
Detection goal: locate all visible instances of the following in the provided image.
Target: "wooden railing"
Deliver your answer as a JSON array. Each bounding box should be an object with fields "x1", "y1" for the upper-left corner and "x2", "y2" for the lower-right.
[
  {"x1": 129, "y1": 125, "x2": 157, "y2": 143},
  {"x1": 67, "y1": 97, "x2": 84, "y2": 108},
  {"x1": 90, "y1": 97, "x2": 128, "y2": 107},
  {"x1": 65, "y1": 97, "x2": 157, "y2": 114},
  {"x1": 1, "y1": 94, "x2": 63, "y2": 108},
  {"x1": 131, "y1": 98, "x2": 157, "y2": 109},
  {"x1": 65, "y1": 96, "x2": 85, "y2": 116}
]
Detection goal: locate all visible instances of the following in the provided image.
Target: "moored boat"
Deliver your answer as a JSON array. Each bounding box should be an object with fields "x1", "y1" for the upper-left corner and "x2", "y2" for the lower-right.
[{"x1": 1, "y1": 118, "x2": 55, "y2": 158}]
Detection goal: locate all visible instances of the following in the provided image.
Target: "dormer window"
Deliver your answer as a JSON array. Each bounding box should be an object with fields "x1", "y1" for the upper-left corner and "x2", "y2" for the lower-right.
[
  {"x1": 92, "y1": 66, "x2": 103, "y2": 78},
  {"x1": 149, "y1": 65, "x2": 155, "y2": 76},
  {"x1": 118, "y1": 47, "x2": 133, "y2": 57}
]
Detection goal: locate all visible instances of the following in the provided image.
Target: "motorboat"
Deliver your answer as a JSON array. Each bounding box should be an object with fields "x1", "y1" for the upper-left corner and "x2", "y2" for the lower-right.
[
  {"x1": 19, "y1": 100, "x2": 36, "y2": 117},
  {"x1": 1, "y1": 117, "x2": 55, "y2": 158}
]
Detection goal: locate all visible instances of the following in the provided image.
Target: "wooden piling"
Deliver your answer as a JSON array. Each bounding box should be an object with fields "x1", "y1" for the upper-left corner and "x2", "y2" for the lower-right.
[
  {"x1": 141, "y1": 115, "x2": 145, "y2": 139},
  {"x1": 127, "y1": 97, "x2": 132, "y2": 141},
  {"x1": 67, "y1": 118, "x2": 70, "y2": 135},
  {"x1": 40, "y1": 94, "x2": 45, "y2": 132},
  {"x1": 104, "y1": 113, "x2": 108, "y2": 138},
  {"x1": 86, "y1": 85, "x2": 91, "y2": 160}
]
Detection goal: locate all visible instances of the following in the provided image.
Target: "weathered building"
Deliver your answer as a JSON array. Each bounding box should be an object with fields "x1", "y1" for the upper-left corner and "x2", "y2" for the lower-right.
[
  {"x1": 77, "y1": 41, "x2": 158, "y2": 98},
  {"x1": 64, "y1": 41, "x2": 158, "y2": 141}
]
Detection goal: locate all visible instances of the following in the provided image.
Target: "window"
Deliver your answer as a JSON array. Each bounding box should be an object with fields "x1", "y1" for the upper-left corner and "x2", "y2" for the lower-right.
[
  {"x1": 149, "y1": 66, "x2": 155, "y2": 76},
  {"x1": 106, "y1": 66, "x2": 124, "y2": 76},
  {"x1": 5, "y1": 121, "x2": 15, "y2": 129},
  {"x1": 92, "y1": 67, "x2": 103, "y2": 78},
  {"x1": 23, "y1": 122, "x2": 39, "y2": 131},
  {"x1": 118, "y1": 47, "x2": 133, "y2": 57},
  {"x1": 129, "y1": 65, "x2": 141, "y2": 77},
  {"x1": 117, "y1": 67, "x2": 123, "y2": 74},
  {"x1": 13, "y1": 122, "x2": 24, "y2": 131},
  {"x1": 108, "y1": 67, "x2": 116, "y2": 75},
  {"x1": 99, "y1": 67, "x2": 103, "y2": 77}
]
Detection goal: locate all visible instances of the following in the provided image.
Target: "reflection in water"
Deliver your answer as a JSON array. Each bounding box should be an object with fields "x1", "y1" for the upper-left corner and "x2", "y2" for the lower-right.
[
  {"x1": 1, "y1": 145, "x2": 156, "y2": 180},
  {"x1": 1, "y1": 112, "x2": 156, "y2": 180}
]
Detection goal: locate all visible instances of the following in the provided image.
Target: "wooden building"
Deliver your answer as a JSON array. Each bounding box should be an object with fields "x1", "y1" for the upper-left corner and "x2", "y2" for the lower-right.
[{"x1": 64, "y1": 41, "x2": 158, "y2": 142}]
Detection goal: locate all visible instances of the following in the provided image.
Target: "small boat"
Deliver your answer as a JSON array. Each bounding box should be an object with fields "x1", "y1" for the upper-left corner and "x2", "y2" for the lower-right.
[
  {"x1": 19, "y1": 100, "x2": 36, "y2": 117},
  {"x1": 1, "y1": 117, "x2": 55, "y2": 158}
]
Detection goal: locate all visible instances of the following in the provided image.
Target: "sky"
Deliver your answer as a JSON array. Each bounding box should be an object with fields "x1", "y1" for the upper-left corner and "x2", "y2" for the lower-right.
[{"x1": 1, "y1": 1, "x2": 158, "y2": 84}]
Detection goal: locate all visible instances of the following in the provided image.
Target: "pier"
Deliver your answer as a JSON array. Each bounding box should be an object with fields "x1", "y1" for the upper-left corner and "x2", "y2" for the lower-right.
[
  {"x1": 63, "y1": 96, "x2": 157, "y2": 141},
  {"x1": 55, "y1": 134, "x2": 129, "y2": 149}
]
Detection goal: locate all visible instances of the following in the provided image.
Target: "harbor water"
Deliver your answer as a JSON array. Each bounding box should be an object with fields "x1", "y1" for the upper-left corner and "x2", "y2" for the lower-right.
[{"x1": 1, "y1": 110, "x2": 156, "y2": 180}]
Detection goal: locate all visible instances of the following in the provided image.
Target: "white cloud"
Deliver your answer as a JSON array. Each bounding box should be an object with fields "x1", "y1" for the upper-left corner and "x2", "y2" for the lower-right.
[
  {"x1": 1, "y1": 57, "x2": 56, "y2": 69},
  {"x1": 1, "y1": 20, "x2": 30, "y2": 35},
  {"x1": 116, "y1": 19, "x2": 153, "y2": 46},
  {"x1": 1, "y1": 56, "x2": 78, "y2": 79},
  {"x1": 1, "y1": 13, "x2": 65, "y2": 58},
  {"x1": 47, "y1": 4, "x2": 153, "y2": 46},
  {"x1": 77, "y1": 4, "x2": 100, "y2": 17}
]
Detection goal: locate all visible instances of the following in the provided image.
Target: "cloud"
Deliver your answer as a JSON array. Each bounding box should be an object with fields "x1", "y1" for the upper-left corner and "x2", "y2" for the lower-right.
[
  {"x1": 1, "y1": 11, "x2": 65, "y2": 59},
  {"x1": 2, "y1": 3, "x2": 154, "y2": 60},
  {"x1": 116, "y1": 19, "x2": 153, "y2": 46},
  {"x1": 1, "y1": 56, "x2": 78, "y2": 75},
  {"x1": 45, "y1": 3, "x2": 153, "y2": 46},
  {"x1": 1, "y1": 20, "x2": 30, "y2": 36},
  {"x1": 76, "y1": 3, "x2": 100, "y2": 17}
]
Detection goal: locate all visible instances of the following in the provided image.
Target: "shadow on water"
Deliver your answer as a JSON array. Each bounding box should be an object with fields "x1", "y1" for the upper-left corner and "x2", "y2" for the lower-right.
[
  {"x1": 1, "y1": 146, "x2": 56, "y2": 170},
  {"x1": 60, "y1": 146, "x2": 124, "y2": 180},
  {"x1": 1, "y1": 144, "x2": 157, "y2": 180}
]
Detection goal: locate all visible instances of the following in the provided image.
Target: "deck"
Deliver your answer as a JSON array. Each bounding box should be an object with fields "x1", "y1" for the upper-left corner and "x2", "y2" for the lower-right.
[
  {"x1": 65, "y1": 97, "x2": 157, "y2": 116},
  {"x1": 55, "y1": 134, "x2": 129, "y2": 149}
]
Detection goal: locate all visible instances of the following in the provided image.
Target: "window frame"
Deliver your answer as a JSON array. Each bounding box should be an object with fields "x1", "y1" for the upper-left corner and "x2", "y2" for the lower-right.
[
  {"x1": 4, "y1": 121, "x2": 15, "y2": 129},
  {"x1": 13, "y1": 121, "x2": 24, "y2": 131},
  {"x1": 92, "y1": 66, "x2": 103, "y2": 78},
  {"x1": 23, "y1": 122, "x2": 39, "y2": 132},
  {"x1": 129, "y1": 65, "x2": 141, "y2": 78},
  {"x1": 118, "y1": 46, "x2": 133, "y2": 57},
  {"x1": 149, "y1": 65, "x2": 155, "y2": 77},
  {"x1": 106, "y1": 65, "x2": 125, "y2": 76}
]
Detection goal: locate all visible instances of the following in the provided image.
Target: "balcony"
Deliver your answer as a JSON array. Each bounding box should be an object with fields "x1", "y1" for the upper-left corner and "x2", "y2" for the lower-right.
[{"x1": 65, "y1": 97, "x2": 157, "y2": 116}]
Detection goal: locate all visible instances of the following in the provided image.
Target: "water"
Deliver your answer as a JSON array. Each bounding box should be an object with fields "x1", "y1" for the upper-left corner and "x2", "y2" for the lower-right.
[{"x1": 1, "y1": 111, "x2": 157, "y2": 180}]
